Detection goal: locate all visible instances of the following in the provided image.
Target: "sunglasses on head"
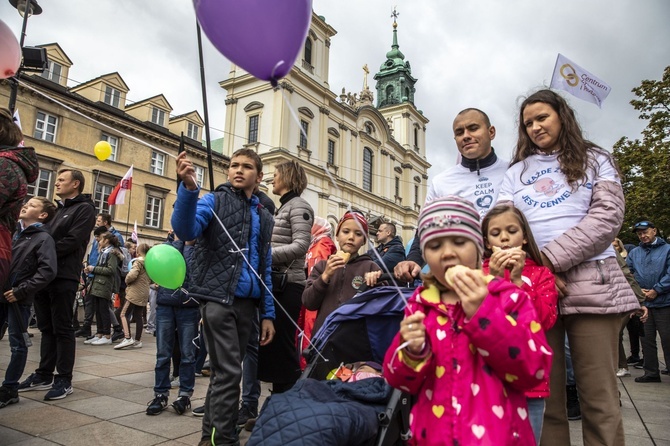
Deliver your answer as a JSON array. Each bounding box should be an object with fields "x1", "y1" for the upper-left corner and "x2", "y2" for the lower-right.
[{"x1": 634, "y1": 221, "x2": 654, "y2": 231}]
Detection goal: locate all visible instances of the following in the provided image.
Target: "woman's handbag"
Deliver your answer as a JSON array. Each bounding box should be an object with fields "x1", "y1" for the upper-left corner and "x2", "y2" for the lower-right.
[{"x1": 271, "y1": 260, "x2": 295, "y2": 293}]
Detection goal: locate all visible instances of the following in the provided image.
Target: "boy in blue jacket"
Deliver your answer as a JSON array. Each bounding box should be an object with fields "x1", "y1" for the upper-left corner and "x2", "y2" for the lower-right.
[
  {"x1": 171, "y1": 148, "x2": 275, "y2": 446},
  {"x1": 1, "y1": 197, "x2": 56, "y2": 408}
]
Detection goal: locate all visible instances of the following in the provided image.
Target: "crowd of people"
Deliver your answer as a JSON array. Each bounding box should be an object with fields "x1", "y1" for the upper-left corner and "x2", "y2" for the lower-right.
[{"x1": 0, "y1": 87, "x2": 665, "y2": 446}]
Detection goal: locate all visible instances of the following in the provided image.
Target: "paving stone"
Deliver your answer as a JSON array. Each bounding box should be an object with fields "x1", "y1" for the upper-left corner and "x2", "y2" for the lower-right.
[
  {"x1": 57, "y1": 395, "x2": 147, "y2": 420},
  {"x1": 44, "y1": 420, "x2": 168, "y2": 446}
]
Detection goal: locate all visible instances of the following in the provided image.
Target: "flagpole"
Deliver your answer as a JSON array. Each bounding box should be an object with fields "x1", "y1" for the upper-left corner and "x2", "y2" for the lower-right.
[
  {"x1": 125, "y1": 186, "x2": 132, "y2": 240},
  {"x1": 196, "y1": 20, "x2": 216, "y2": 191}
]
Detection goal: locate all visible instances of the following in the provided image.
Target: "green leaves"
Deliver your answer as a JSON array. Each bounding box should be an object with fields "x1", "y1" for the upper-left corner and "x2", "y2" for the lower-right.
[{"x1": 613, "y1": 66, "x2": 670, "y2": 244}]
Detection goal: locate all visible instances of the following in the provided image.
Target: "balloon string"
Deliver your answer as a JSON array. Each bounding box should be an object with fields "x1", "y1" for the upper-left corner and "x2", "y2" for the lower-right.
[
  {"x1": 276, "y1": 83, "x2": 414, "y2": 312},
  {"x1": 201, "y1": 200, "x2": 329, "y2": 364},
  {"x1": 17, "y1": 79, "x2": 178, "y2": 161},
  {"x1": 269, "y1": 60, "x2": 286, "y2": 88}
]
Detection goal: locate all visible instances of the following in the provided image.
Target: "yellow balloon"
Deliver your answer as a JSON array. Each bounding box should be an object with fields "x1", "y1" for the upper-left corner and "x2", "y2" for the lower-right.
[{"x1": 94, "y1": 141, "x2": 112, "y2": 161}]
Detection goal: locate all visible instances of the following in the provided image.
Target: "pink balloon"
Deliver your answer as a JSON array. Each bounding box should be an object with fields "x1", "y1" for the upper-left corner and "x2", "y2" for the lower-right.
[
  {"x1": 0, "y1": 19, "x2": 21, "y2": 80},
  {"x1": 194, "y1": 0, "x2": 312, "y2": 85}
]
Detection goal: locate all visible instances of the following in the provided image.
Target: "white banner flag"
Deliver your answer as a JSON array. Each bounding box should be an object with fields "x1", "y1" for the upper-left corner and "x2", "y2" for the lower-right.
[{"x1": 550, "y1": 54, "x2": 612, "y2": 108}]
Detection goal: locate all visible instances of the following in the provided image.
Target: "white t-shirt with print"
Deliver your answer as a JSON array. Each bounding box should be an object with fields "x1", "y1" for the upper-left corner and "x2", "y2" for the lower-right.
[
  {"x1": 498, "y1": 152, "x2": 618, "y2": 260},
  {"x1": 426, "y1": 157, "x2": 508, "y2": 218}
]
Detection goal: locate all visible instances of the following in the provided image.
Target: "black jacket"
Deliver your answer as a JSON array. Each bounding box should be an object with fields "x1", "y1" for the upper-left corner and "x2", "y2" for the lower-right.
[
  {"x1": 368, "y1": 236, "x2": 406, "y2": 272},
  {"x1": 48, "y1": 194, "x2": 96, "y2": 281},
  {"x1": 2, "y1": 224, "x2": 56, "y2": 305}
]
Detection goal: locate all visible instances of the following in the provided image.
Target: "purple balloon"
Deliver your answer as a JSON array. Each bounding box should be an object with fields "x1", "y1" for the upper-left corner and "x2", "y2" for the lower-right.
[{"x1": 194, "y1": 0, "x2": 313, "y2": 85}]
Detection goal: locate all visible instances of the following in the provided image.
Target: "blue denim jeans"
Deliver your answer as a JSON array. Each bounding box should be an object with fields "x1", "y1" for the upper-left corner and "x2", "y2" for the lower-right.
[
  {"x1": 527, "y1": 397, "x2": 546, "y2": 445},
  {"x1": 154, "y1": 305, "x2": 200, "y2": 397},
  {"x1": 3, "y1": 304, "x2": 32, "y2": 390},
  {"x1": 565, "y1": 334, "x2": 575, "y2": 386},
  {"x1": 242, "y1": 307, "x2": 260, "y2": 410}
]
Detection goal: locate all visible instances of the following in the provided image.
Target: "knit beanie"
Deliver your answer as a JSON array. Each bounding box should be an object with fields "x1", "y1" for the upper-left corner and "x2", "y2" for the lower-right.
[
  {"x1": 418, "y1": 196, "x2": 484, "y2": 255},
  {"x1": 336, "y1": 211, "x2": 369, "y2": 239}
]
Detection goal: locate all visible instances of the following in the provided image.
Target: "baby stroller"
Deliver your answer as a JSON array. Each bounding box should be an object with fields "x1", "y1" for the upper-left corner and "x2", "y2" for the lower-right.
[{"x1": 248, "y1": 275, "x2": 414, "y2": 446}]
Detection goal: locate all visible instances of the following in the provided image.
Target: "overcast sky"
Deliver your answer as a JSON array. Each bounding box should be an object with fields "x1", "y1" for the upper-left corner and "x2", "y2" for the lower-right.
[{"x1": 2, "y1": 0, "x2": 668, "y2": 180}]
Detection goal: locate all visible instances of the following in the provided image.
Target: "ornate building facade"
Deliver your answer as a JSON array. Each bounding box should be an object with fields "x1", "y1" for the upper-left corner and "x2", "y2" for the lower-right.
[
  {"x1": 219, "y1": 13, "x2": 431, "y2": 243},
  {"x1": 0, "y1": 43, "x2": 228, "y2": 243}
]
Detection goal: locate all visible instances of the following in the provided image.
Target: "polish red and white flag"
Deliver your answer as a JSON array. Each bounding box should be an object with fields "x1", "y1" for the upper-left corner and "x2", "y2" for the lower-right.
[{"x1": 108, "y1": 165, "x2": 133, "y2": 206}]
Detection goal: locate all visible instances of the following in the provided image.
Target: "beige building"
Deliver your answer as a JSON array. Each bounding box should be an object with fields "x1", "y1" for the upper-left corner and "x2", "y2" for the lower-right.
[
  {"x1": 219, "y1": 13, "x2": 431, "y2": 243},
  {"x1": 0, "y1": 43, "x2": 229, "y2": 243}
]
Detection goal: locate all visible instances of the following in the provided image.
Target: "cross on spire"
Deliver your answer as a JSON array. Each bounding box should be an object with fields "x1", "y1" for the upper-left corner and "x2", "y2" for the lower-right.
[{"x1": 391, "y1": 7, "x2": 399, "y2": 26}]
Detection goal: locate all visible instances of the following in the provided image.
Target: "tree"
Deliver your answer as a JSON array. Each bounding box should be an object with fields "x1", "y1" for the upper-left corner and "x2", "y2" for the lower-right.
[{"x1": 613, "y1": 66, "x2": 670, "y2": 244}]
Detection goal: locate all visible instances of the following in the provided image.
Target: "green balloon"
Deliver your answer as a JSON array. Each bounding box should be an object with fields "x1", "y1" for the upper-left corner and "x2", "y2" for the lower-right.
[{"x1": 145, "y1": 244, "x2": 186, "y2": 289}]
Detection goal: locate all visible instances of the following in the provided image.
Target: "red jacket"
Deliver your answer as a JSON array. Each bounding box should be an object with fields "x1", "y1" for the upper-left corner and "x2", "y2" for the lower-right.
[
  {"x1": 483, "y1": 257, "x2": 557, "y2": 398},
  {"x1": 384, "y1": 280, "x2": 553, "y2": 445}
]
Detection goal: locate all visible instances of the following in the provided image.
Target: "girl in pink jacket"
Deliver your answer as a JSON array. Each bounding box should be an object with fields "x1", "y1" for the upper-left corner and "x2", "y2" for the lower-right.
[
  {"x1": 384, "y1": 196, "x2": 552, "y2": 446},
  {"x1": 481, "y1": 203, "x2": 558, "y2": 444}
]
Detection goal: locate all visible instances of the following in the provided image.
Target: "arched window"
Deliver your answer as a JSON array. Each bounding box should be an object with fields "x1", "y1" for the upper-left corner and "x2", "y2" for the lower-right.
[
  {"x1": 385, "y1": 85, "x2": 394, "y2": 104},
  {"x1": 363, "y1": 147, "x2": 373, "y2": 192},
  {"x1": 304, "y1": 38, "x2": 313, "y2": 65}
]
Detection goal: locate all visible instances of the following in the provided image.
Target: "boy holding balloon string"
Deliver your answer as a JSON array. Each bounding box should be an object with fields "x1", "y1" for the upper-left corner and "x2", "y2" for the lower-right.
[{"x1": 171, "y1": 149, "x2": 276, "y2": 446}]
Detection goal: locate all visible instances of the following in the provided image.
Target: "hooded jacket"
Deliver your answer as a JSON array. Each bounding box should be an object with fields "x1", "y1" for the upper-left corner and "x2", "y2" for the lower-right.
[
  {"x1": 48, "y1": 193, "x2": 97, "y2": 282},
  {"x1": 627, "y1": 237, "x2": 670, "y2": 309},
  {"x1": 89, "y1": 246, "x2": 124, "y2": 299},
  {"x1": 2, "y1": 223, "x2": 56, "y2": 306},
  {"x1": 125, "y1": 256, "x2": 151, "y2": 307},
  {"x1": 302, "y1": 253, "x2": 381, "y2": 334}
]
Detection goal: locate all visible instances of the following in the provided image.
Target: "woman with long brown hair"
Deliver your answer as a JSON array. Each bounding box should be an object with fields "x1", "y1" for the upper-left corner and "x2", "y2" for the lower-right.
[{"x1": 499, "y1": 89, "x2": 639, "y2": 446}]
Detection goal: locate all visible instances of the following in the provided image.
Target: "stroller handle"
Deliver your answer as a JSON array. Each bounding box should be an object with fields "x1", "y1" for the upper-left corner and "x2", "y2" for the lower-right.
[{"x1": 357, "y1": 273, "x2": 399, "y2": 293}]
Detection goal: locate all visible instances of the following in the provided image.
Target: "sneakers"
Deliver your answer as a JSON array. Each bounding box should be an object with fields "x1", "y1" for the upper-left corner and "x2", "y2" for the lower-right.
[
  {"x1": 172, "y1": 396, "x2": 191, "y2": 415},
  {"x1": 114, "y1": 338, "x2": 135, "y2": 350},
  {"x1": 18, "y1": 373, "x2": 53, "y2": 392},
  {"x1": 74, "y1": 326, "x2": 91, "y2": 338},
  {"x1": 44, "y1": 379, "x2": 73, "y2": 401},
  {"x1": 92, "y1": 336, "x2": 112, "y2": 346},
  {"x1": 237, "y1": 404, "x2": 258, "y2": 427},
  {"x1": 111, "y1": 330, "x2": 125, "y2": 343},
  {"x1": 0, "y1": 386, "x2": 19, "y2": 408},
  {"x1": 616, "y1": 368, "x2": 631, "y2": 377},
  {"x1": 635, "y1": 374, "x2": 661, "y2": 383},
  {"x1": 192, "y1": 405, "x2": 205, "y2": 417},
  {"x1": 131, "y1": 341, "x2": 143, "y2": 349},
  {"x1": 84, "y1": 335, "x2": 100, "y2": 345},
  {"x1": 170, "y1": 376, "x2": 180, "y2": 388},
  {"x1": 566, "y1": 385, "x2": 581, "y2": 421},
  {"x1": 146, "y1": 394, "x2": 168, "y2": 415}
]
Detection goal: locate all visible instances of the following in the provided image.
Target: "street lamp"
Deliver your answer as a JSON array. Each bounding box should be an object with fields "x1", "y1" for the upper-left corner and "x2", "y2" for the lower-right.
[{"x1": 7, "y1": 0, "x2": 43, "y2": 114}]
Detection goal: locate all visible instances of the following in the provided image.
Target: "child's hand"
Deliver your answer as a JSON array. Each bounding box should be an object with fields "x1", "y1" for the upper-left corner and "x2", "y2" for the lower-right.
[
  {"x1": 321, "y1": 254, "x2": 346, "y2": 283},
  {"x1": 451, "y1": 269, "x2": 489, "y2": 318},
  {"x1": 176, "y1": 152, "x2": 198, "y2": 191},
  {"x1": 400, "y1": 312, "x2": 426, "y2": 355},
  {"x1": 488, "y1": 249, "x2": 508, "y2": 277},
  {"x1": 364, "y1": 270, "x2": 382, "y2": 288}
]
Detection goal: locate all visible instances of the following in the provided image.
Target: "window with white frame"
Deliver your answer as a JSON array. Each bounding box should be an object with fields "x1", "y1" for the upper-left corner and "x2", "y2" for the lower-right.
[
  {"x1": 40, "y1": 61, "x2": 62, "y2": 84},
  {"x1": 151, "y1": 107, "x2": 166, "y2": 126},
  {"x1": 103, "y1": 85, "x2": 121, "y2": 108},
  {"x1": 363, "y1": 147, "x2": 373, "y2": 192},
  {"x1": 248, "y1": 114, "x2": 259, "y2": 143},
  {"x1": 145, "y1": 195, "x2": 163, "y2": 228},
  {"x1": 94, "y1": 182, "x2": 113, "y2": 215},
  {"x1": 34, "y1": 111, "x2": 58, "y2": 142},
  {"x1": 195, "y1": 165, "x2": 205, "y2": 187},
  {"x1": 150, "y1": 151, "x2": 165, "y2": 175},
  {"x1": 299, "y1": 120, "x2": 309, "y2": 148},
  {"x1": 327, "y1": 139, "x2": 335, "y2": 165},
  {"x1": 101, "y1": 133, "x2": 119, "y2": 161},
  {"x1": 27, "y1": 168, "x2": 53, "y2": 199},
  {"x1": 187, "y1": 122, "x2": 200, "y2": 140},
  {"x1": 304, "y1": 38, "x2": 313, "y2": 65}
]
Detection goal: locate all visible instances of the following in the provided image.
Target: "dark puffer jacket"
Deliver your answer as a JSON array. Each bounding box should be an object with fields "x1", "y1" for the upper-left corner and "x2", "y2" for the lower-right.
[{"x1": 247, "y1": 377, "x2": 393, "y2": 446}]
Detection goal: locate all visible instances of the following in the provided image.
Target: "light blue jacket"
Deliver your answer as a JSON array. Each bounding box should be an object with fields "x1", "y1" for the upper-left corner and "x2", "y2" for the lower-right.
[{"x1": 627, "y1": 238, "x2": 670, "y2": 308}]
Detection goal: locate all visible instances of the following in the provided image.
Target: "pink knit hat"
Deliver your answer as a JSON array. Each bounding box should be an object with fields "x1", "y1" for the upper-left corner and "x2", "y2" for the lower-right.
[
  {"x1": 336, "y1": 211, "x2": 369, "y2": 239},
  {"x1": 418, "y1": 196, "x2": 483, "y2": 255}
]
